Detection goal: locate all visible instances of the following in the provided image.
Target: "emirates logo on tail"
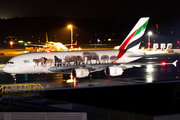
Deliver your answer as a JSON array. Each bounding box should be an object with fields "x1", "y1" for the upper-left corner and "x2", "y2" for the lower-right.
[{"x1": 116, "y1": 17, "x2": 149, "y2": 61}]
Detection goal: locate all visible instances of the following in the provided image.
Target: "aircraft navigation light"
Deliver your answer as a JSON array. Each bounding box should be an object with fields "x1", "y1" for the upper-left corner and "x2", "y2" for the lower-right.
[{"x1": 161, "y1": 62, "x2": 166, "y2": 66}]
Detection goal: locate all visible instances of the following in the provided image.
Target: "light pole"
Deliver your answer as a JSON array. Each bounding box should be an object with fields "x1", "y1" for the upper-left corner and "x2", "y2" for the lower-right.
[
  {"x1": 67, "y1": 25, "x2": 73, "y2": 49},
  {"x1": 148, "y1": 31, "x2": 152, "y2": 51}
]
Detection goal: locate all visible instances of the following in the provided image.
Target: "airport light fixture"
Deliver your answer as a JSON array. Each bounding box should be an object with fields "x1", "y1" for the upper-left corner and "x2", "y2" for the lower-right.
[
  {"x1": 108, "y1": 39, "x2": 111, "y2": 41},
  {"x1": 9, "y1": 41, "x2": 13, "y2": 48},
  {"x1": 148, "y1": 31, "x2": 152, "y2": 36},
  {"x1": 24, "y1": 43, "x2": 28, "y2": 46},
  {"x1": 68, "y1": 25, "x2": 72, "y2": 29},
  {"x1": 18, "y1": 40, "x2": 24, "y2": 43},
  {"x1": 148, "y1": 31, "x2": 152, "y2": 50},
  {"x1": 67, "y1": 24, "x2": 73, "y2": 49},
  {"x1": 10, "y1": 41, "x2": 13, "y2": 45}
]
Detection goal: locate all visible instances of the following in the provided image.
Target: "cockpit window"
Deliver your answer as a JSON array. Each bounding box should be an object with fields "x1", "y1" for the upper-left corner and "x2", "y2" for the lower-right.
[{"x1": 7, "y1": 62, "x2": 14, "y2": 64}]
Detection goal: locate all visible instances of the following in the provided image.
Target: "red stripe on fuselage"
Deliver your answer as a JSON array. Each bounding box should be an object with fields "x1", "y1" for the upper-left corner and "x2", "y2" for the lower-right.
[
  {"x1": 116, "y1": 30, "x2": 137, "y2": 60},
  {"x1": 116, "y1": 50, "x2": 125, "y2": 61}
]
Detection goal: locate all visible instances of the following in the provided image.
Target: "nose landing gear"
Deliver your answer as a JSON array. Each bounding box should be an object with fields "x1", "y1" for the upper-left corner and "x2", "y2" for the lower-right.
[{"x1": 11, "y1": 74, "x2": 16, "y2": 81}]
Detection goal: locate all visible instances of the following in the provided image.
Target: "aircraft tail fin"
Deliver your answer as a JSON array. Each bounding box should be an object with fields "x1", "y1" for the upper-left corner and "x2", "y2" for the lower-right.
[{"x1": 119, "y1": 17, "x2": 149, "y2": 51}]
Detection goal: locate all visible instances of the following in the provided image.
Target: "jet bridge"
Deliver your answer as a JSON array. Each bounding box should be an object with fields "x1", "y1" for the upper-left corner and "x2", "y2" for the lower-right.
[{"x1": 0, "y1": 83, "x2": 44, "y2": 100}]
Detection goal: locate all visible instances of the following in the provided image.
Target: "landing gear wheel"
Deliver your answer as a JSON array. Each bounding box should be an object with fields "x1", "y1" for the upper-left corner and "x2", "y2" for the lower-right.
[{"x1": 11, "y1": 74, "x2": 16, "y2": 81}]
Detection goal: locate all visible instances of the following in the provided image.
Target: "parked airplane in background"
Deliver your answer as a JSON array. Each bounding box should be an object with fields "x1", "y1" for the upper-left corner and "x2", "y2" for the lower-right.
[
  {"x1": 2, "y1": 17, "x2": 177, "y2": 80},
  {"x1": 26, "y1": 32, "x2": 78, "y2": 52}
]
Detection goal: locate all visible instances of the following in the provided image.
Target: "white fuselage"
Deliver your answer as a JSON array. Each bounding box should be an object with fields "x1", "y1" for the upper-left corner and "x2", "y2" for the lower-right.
[{"x1": 3, "y1": 50, "x2": 141, "y2": 74}]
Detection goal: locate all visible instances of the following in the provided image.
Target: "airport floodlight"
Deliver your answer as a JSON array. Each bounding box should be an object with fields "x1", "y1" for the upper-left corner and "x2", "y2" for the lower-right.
[
  {"x1": 148, "y1": 31, "x2": 152, "y2": 36},
  {"x1": 10, "y1": 41, "x2": 13, "y2": 45},
  {"x1": 147, "y1": 31, "x2": 152, "y2": 50},
  {"x1": 68, "y1": 25, "x2": 72, "y2": 28},
  {"x1": 67, "y1": 24, "x2": 73, "y2": 49}
]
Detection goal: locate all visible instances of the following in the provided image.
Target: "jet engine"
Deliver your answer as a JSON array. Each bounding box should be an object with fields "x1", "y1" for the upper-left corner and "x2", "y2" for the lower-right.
[
  {"x1": 72, "y1": 68, "x2": 89, "y2": 78},
  {"x1": 105, "y1": 66, "x2": 123, "y2": 76}
]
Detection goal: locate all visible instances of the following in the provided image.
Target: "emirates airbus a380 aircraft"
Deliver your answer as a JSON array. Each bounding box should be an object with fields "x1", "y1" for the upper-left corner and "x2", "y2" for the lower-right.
[{"x1": 2, "y1": 17, "x2": 177, "y2": 80}]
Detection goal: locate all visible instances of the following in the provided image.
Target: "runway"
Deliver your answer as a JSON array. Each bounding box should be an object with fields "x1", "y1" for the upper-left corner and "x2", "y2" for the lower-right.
[{"x1": 0, "y1": 52, "x2": 180, "y2": 90}]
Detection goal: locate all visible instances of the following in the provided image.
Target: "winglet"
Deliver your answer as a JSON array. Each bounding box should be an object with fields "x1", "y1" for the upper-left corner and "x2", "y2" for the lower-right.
[{"x1": 173, "y1": 60, "x2": 178, "y2": 67}]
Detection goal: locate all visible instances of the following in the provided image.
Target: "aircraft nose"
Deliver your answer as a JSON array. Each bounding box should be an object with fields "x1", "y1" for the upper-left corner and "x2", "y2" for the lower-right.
[{"x1": 3, "y1": 64, "x2": 9, "y2": 73}]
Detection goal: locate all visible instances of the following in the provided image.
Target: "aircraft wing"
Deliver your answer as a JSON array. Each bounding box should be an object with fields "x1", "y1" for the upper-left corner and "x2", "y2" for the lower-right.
[
  {"x1": 48, "y1": 60, "x2": 178, "y2": 74},
  {"x1": 120, "y1": 60, "x2": 178, "y2": 69}
]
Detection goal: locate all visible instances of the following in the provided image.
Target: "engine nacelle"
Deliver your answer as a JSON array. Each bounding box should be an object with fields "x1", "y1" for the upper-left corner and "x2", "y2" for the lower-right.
[
  {"x1": 105, "y1": 66, "x2": 123, "y2": 76},
  {"x1": 72, "y1": 68, "x2": 89, "y2": 78}
]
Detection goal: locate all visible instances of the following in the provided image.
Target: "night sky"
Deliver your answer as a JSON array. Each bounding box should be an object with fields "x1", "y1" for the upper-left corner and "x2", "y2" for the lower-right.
[
  {"x1": 0, "y1": 0, "x2": 179, "y2": 19},
  {"x1": 0, "y1": 0, "x2": 180, "y2": 48}
]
